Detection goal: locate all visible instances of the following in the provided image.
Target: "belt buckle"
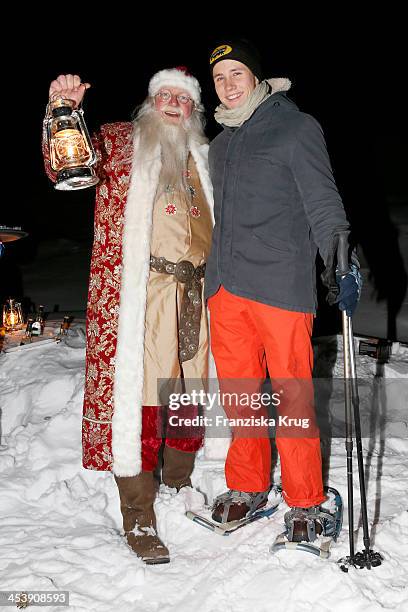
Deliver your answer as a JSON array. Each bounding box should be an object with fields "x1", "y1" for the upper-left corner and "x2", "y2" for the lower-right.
[{"x1": 174, "y1": 260, "x2": 195, "y2": 283}]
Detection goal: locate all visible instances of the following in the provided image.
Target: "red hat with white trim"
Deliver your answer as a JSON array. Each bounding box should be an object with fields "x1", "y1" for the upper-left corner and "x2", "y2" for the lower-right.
[{"x1": 148, "y1": 66, "x2": 202, "y2": 106}]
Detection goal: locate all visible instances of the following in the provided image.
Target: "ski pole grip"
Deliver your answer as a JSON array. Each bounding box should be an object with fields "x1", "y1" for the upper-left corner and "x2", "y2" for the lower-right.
[{"x1": 336, "y1": 231, "x2": 350, "y2": 276}]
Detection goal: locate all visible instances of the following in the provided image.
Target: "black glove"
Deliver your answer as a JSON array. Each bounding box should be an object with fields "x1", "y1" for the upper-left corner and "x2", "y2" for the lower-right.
[{"x1": 335, "y1": 263, "x2": 362, "y2": 317}]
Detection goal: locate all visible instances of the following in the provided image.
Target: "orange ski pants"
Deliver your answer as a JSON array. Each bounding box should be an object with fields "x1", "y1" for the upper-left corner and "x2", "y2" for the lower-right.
[{"x1": 208, "y1": 286, "x2": 325, "y2": 508}]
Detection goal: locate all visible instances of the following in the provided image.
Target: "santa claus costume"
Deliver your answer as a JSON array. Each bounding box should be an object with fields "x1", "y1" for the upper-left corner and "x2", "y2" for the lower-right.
[{"x1": 43, "y1": 67, "x2": 214, "y2": 563}]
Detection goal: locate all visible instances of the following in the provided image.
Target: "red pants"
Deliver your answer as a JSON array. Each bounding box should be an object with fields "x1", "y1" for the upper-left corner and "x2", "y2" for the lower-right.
[
  {"x1": 208, "y1": 286, "x2": 325, "y2": 508},
  {"x1": 141, "y1": 405, "x2": 204, "y2": 471}
]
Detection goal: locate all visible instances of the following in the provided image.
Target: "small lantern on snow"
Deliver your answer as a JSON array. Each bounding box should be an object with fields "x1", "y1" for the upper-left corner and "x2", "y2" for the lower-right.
[{"x1": 2, "y1": 298, "x2": 24, "y2": 332}]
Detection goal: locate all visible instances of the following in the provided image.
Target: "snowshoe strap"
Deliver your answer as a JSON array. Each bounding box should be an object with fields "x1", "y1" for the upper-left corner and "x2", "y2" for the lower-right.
[
  {"x1": 285, "y1": 507, "x2": 337, "y2": 543},
  {"x1": 213, "y1": 490, "x2": 269, "y2": 524}
]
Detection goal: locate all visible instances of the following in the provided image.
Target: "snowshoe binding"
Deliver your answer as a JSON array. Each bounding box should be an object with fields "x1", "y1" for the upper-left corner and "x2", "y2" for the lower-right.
[
  {"x1": 212, "y1": 489, "x2": 269, "y2": 523},
  {"x1": 186, "y1": 485, "x2": 282, "y2": 536},
  {"x1": 270, "y1": 486, "x2": 343, "y2": 559}
]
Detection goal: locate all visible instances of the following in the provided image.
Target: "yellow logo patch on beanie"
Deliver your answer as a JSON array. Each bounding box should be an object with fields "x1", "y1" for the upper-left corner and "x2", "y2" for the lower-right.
[{"x1": 210, "y1": 45, "x2": 233, "y2": 65}]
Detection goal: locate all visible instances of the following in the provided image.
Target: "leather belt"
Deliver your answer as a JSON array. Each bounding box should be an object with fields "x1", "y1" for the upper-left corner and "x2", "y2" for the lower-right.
[{"x1": 150, "y1": 255, "x2": 206, "y2": 363}]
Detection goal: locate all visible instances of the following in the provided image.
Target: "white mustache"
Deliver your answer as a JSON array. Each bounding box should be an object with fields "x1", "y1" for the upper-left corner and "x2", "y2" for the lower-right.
[{"x1": 161, "y1": 106, "x2": 182, "y2": 116}]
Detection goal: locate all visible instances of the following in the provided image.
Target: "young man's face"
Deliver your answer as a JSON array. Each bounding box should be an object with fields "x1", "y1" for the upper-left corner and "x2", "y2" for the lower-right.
[
  {"x1": 212, "y1": 59, "x2": 258, "y2": 109},
  {"x1": 153, "y1": 87, "x2": 194, "y2": 124}
]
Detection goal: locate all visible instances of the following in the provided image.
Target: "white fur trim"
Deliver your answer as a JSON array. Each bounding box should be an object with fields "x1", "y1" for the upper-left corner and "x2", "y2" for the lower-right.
[
  {"x1": 149, "y1": 69, "x2": 201, "y2": 104},
  {"x1": 112, "y1": 132, "x2": 161, "y2": 476},
  {"x1": 267, "y1": 77, "x2": 292, "y2": 94},
  {"x1": 190, "y1": 142, "x2": 214, "y2": 224},
  {"x1": 112, "y1": 133, "x2": 214, "y2": 477}
]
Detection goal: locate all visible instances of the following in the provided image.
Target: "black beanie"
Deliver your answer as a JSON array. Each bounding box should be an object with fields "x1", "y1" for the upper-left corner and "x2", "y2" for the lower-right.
[{"x1": 209, "y1": 39, "x2": 263, "y2": 81}]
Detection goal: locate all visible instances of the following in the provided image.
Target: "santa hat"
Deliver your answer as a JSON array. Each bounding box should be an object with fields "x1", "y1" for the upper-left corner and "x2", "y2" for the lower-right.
[{"x1": 148, "y1": 66, "x2": 202, "y2": 106}]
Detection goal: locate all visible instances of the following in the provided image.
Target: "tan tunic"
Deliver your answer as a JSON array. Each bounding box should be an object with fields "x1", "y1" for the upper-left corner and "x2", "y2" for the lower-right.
[{"x1": 142, "y1": 155, "x2": 213, "y2": 405}]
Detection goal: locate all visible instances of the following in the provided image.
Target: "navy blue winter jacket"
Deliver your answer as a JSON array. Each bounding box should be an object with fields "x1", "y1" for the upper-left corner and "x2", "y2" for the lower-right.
[{"x1": 204, "y1": 92, "x2": 349, "y2": 313}]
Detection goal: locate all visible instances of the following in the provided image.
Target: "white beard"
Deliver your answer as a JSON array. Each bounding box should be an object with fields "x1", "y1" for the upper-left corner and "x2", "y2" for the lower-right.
[
  {"x1": 132, "y1": 100, "x2": 206, "y2": 197},
  {"x1": 154, "y1": 118, "x2": 189, "y2": 197}
]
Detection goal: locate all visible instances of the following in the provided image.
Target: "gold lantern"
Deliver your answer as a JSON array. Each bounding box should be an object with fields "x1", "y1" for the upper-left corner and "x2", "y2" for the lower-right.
[
  {"x1": 2, "y1": 299, "x2": 24, "y2": 332},
  {"x1": 46, "y1": 97, "x2": 99, "y2": 191}
]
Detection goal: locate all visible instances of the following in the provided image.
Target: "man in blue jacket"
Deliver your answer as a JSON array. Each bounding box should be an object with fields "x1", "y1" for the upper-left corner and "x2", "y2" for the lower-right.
[{"x1": 205, "y1": 39, "x2": 360, "y2": 541}]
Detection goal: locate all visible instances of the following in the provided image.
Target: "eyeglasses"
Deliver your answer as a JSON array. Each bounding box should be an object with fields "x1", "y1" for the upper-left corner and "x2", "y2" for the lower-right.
[{"x1": 155, "y1": 90, "x2": 193, "y2": 105}]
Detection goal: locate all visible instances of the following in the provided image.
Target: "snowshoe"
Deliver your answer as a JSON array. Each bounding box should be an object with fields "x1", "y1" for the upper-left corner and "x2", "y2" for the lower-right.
[
  {"x1": 212, "y1": 489, "x2": 269, "y2": 523},
  {"x1": 186, "y1": 485, "x2": 282, "y2": 536},
  {"x1": 270, "y1": 486, "x2": 343, "y2": 559}
]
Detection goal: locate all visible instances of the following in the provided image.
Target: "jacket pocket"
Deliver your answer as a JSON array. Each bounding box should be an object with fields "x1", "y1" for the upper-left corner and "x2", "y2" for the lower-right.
[{"x1": 251, "y1": 231, "x2": 297, "y2": 255}]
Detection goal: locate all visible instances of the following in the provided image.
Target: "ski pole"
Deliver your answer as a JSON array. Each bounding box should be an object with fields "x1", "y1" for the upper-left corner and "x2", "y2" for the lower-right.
[
  {"x1": 336, "y1": 231, "x2": 383, "y2": 571},
  {"x1": 337, "y1": 232, "x2": 355, "y2": 565}
]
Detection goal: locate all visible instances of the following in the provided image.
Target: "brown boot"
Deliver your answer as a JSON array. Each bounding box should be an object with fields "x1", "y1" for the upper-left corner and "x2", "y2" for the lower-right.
[
  {"x1": 162, "y1": 446, "x2": 195, "y2": 491},
  {"x1": 284, "y1": 506, "x2": 324, "y2": 543},
  {"x1": 211, "y1": 489, "x2": 269, "y2": 523},
  {"x1": 114, "y1": 472, "x2": 170, "y2": 565}
]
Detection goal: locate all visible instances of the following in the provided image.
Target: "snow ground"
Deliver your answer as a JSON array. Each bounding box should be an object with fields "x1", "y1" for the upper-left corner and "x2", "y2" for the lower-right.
[{"x1": 0, "y1": 325, "x2": 407, "y2": 612}]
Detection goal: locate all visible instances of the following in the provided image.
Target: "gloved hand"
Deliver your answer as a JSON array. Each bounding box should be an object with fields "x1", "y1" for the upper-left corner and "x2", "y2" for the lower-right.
[{"x1": 335, "y1": 263, "x2": 362, "y2": 317}]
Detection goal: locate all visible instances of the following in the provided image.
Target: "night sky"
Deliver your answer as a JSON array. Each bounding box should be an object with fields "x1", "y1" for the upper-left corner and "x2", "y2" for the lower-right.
[{"x1": 2, "y1": 14, "x2": 406, "y2": 329}]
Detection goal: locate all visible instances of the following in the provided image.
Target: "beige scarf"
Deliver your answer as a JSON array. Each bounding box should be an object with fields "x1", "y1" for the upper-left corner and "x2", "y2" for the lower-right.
[{"x1": 214, "y1": 77, "x2": 292, "y2": 128}]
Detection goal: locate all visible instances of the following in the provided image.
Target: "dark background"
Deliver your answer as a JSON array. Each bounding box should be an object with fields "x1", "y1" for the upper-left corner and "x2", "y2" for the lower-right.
[{"x1": 2, "y1": 14, "x2": 407, "y2": 338}]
